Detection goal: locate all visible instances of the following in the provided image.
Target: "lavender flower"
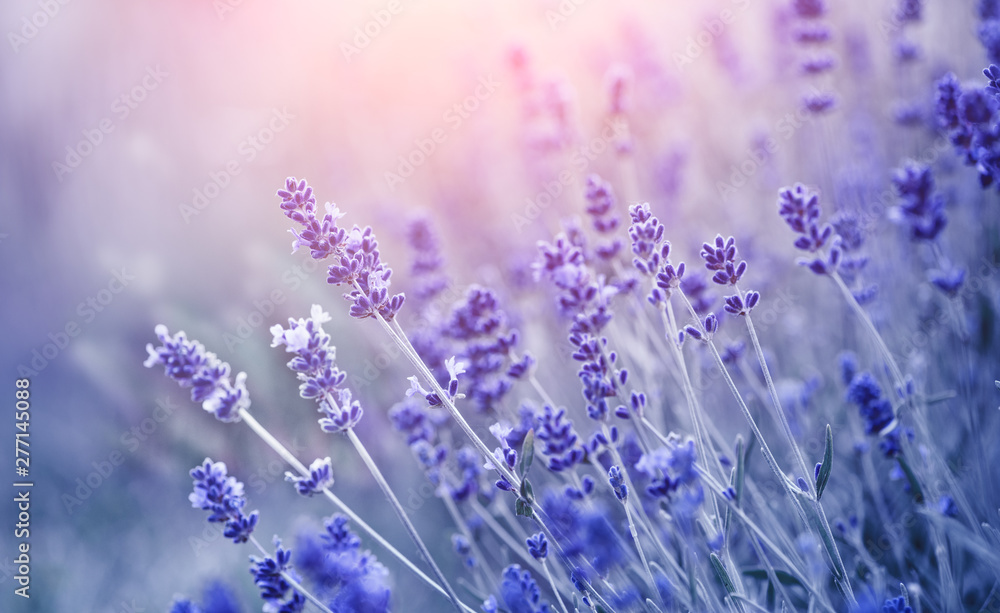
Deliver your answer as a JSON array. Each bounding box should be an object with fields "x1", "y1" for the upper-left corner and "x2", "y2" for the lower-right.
[
  {"x1": 406, "y1": 217, "x2": 449, "y2": 303},
  {"x1": 285, "y1": 457, "x2": 334, "y2": 497},
  {"x1": 777, "y1": 184, "x2": 841, "y2": 275},
  {"x1": 933, "y1": 74, "x2": 1000, "y2": 188},
  {"x1": 882, "y1": 596, "x2": 914, "y2": 613},
  {"x1": 698, "y1": 234, "x2": 761, "y2": 317},
  {"x1": 627, "y1": 203, "x2": 669, "y2": 276},
  {"x1": 526, "y1": 532, "x2": 548, "y2": 560},
  {"x1": 845, "y1": 372, "x2": 911, "y2": 458},
  {"x1": 895, "y1": 0, "x2": 921, "y2": 22},
  {"x1": 188, "y1": 458, "x2": 258, "y2": 544},
  {"x1": 249, "y1": 539, "x2": 306, "y2": 613},
  {"x1": 792, "y1": 0, "x2": 826, "y2": 18},
  {"x1": 497, "y1": 564, "x2": 552, "y2": 613},
  {"x1": 608, "y1": 465, "x2": 628, "y2": 502},
  {"x1": 295, "y1": 515, "x2": 391, "y2": 612},
  {"x1": 584, "y1": 174, "x2": 623, "y2": 259},
  {"x1": 535, "y1": 405, "x2": 585, "y2": 472},
  {"x1": 145, "y1": 325, "x2": 249, "y2": 423},
  {"x1": 271, "y1": 305, "x2": 363, "y2": 433},
  {"x1": 934, "y1": 73, "x2": 963, "y2": 130},
  {"x1": 892, "y1": 163, "x2": 947, "y2": 241},
  {"x1": 277, "y1": 177, "x2": 405, "y2": 321},
  {"x1": 700, "y1": 235, "x2": 747, "y2": 286},
  {"x1": 442, "y1": 286, "x2": 526, "y2": 412}
]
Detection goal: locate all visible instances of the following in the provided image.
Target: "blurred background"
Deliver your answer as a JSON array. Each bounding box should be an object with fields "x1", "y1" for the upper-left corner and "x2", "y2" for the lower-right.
[{"x1": 0, "y1": 0, "x2": 991, "y2": 611}]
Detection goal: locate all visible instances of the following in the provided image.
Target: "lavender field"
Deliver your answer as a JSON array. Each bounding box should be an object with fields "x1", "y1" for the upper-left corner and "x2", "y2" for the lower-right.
[{"x1": 2, "y1": 1, "x2": 1000, "y2": 612}]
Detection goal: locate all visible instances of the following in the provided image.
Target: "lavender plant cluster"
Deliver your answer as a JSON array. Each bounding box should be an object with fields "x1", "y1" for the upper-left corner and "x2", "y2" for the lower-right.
[{"x1": 139, "y1": 2, "x2": 1000, "y2": 613}]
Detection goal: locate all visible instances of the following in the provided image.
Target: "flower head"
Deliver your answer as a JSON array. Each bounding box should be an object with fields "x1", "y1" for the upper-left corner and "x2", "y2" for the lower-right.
[
  {"x1": 145, "y1": 325, "x2": 248, "y2": 423},
  {"x1": 188, "y1": 458, "x2": 258, "y2": 544},
  {"x1": 285, "y1": 457, "x2": 334, "y2": 497},
  {"x1": 272, "y1": 305, "x2": 366, "y2": 433}
]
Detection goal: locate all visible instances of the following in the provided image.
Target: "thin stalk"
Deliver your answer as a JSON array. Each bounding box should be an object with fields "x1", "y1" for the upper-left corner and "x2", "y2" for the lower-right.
[
  {"x1": 743, "y1": 313, "x2": 813, "y2": 494},
  {"x1": 622, "y1": 502, "x2": 658, "y2": 593},
  {"x1": 542, "y1": 559, "x2": 572, "y2": 613},
  {"x1": 345, "y1": 428, "x2": 467, "y2": 613},
  {"x1": 662, "y1": 302, "x2": 725, "y2": 484},
  {"x1": 675, "y1": 293, "x2": 853, "y2": 603},
  {"x1": 830, "y1": 272, "x2": 906, "y2": 390},
  {"x1": 741, "y1": 313, "x2": 854, "y2": 602},
  {"x1": 381, "y1": 309, "x2": 621, "y2": 608},
  {"x1": 373, "y1": 309, "x2": 521, "y2": 491},
  {"x1": 236, "y1": 409, "x2": 479, "y2": 613},
  {"x1": 638, "y1": 416, "x2": 832, "y2": 611},
  {"x1": 438, "y1": 474, "x2": 496, "y2": 593}
]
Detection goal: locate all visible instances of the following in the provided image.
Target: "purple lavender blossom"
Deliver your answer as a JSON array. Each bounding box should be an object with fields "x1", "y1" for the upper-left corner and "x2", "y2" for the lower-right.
[
  {"x1": 584, "y1": 174, "x2": 623, "y2": 259},
  {"x1": 271, "y1": 305, "x2": 363, "y2": 433},
  {"x1": 777, "y1": 184, "x2": 841, "y2": 275},
  {"x1": 145, "y1": 326, "x2": 249, "y2": 423},
  {"x1": 792, "y1": 0, "x2": 826, "y2": 19},
  {"x1": 536, "y1": 405, "x2": 586, "y2": 472},
  {"x1": 608, "y1": 465, "x2": 628, "y2": 502},
  {"x1": 294, "y1": 515, "x2": 391, "y2": 612},
  {"x1": 285, "y1": 457, "x2": 334, "y2": 497},
  {"x1": 892, "y1": 163, "x2": 947, "y2": 241},
  {"x1": 526, "y1": 532, "x2": 548, "y2": 560},
  {"x1": 277, "y1": 177, "x2": 405, "y2": 321},
  {"x1": 188, "y1": 458, "x2": 259, "y2": 544},
  {"x1": 497, "y1": 564, "x2": 551, "y2": 613},
  {"x1": 249, "y1": 539, "x2": 306, "y2": 613},
  {"x1": 700, "y1": 235, "x2": 747, "y2": 287}
]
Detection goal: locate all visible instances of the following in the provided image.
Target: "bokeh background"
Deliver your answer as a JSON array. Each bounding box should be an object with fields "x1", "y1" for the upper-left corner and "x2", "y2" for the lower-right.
[{"x1": 0, "y1": 0, "x2": 991, "y2": 611}]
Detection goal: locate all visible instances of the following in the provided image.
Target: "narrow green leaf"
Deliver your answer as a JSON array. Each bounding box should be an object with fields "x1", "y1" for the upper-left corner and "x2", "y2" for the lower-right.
[
  {"x1": 518, "y1": 429, "x2": 535, "y2": 477},
  {"x1": 514, "y1": 498, "x2": 533, "y2": 518},
  {"x1": 710, "y1": 553, "x2": 737, "y2": 597},
  {"x1": 896, "y1": 455, "x2": 925, "y2": 504},
  {"x1": 644, "y1": 599, "x2": 665, "y2": 613},
  {"x1": 815, "y1": 424, "x2": 833, "y2": 501},
  {"x1": 519, "y1": 477, "x2": 534, "y2": 503},
  {"x1": 742, "y1": 569, "x2": 808, "y2": 589}
]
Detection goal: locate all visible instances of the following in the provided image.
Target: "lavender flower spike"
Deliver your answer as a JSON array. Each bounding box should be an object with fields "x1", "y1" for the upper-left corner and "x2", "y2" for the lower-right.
[
  {"x1": 271, "y1": 305, "x2": 363, "y2": 432},
  {"x1": 145, "y1": 325, "x2": 249, "y2": 423},
  {"x1": 188, "y1": 458, "x2": 259, "y2": 544},
  {"x1": 277, "y1": 178, "x2": 405, "y2": 321},
  {"x1": 285, "y1": 457, "x2": 334, "y2": 497}
]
